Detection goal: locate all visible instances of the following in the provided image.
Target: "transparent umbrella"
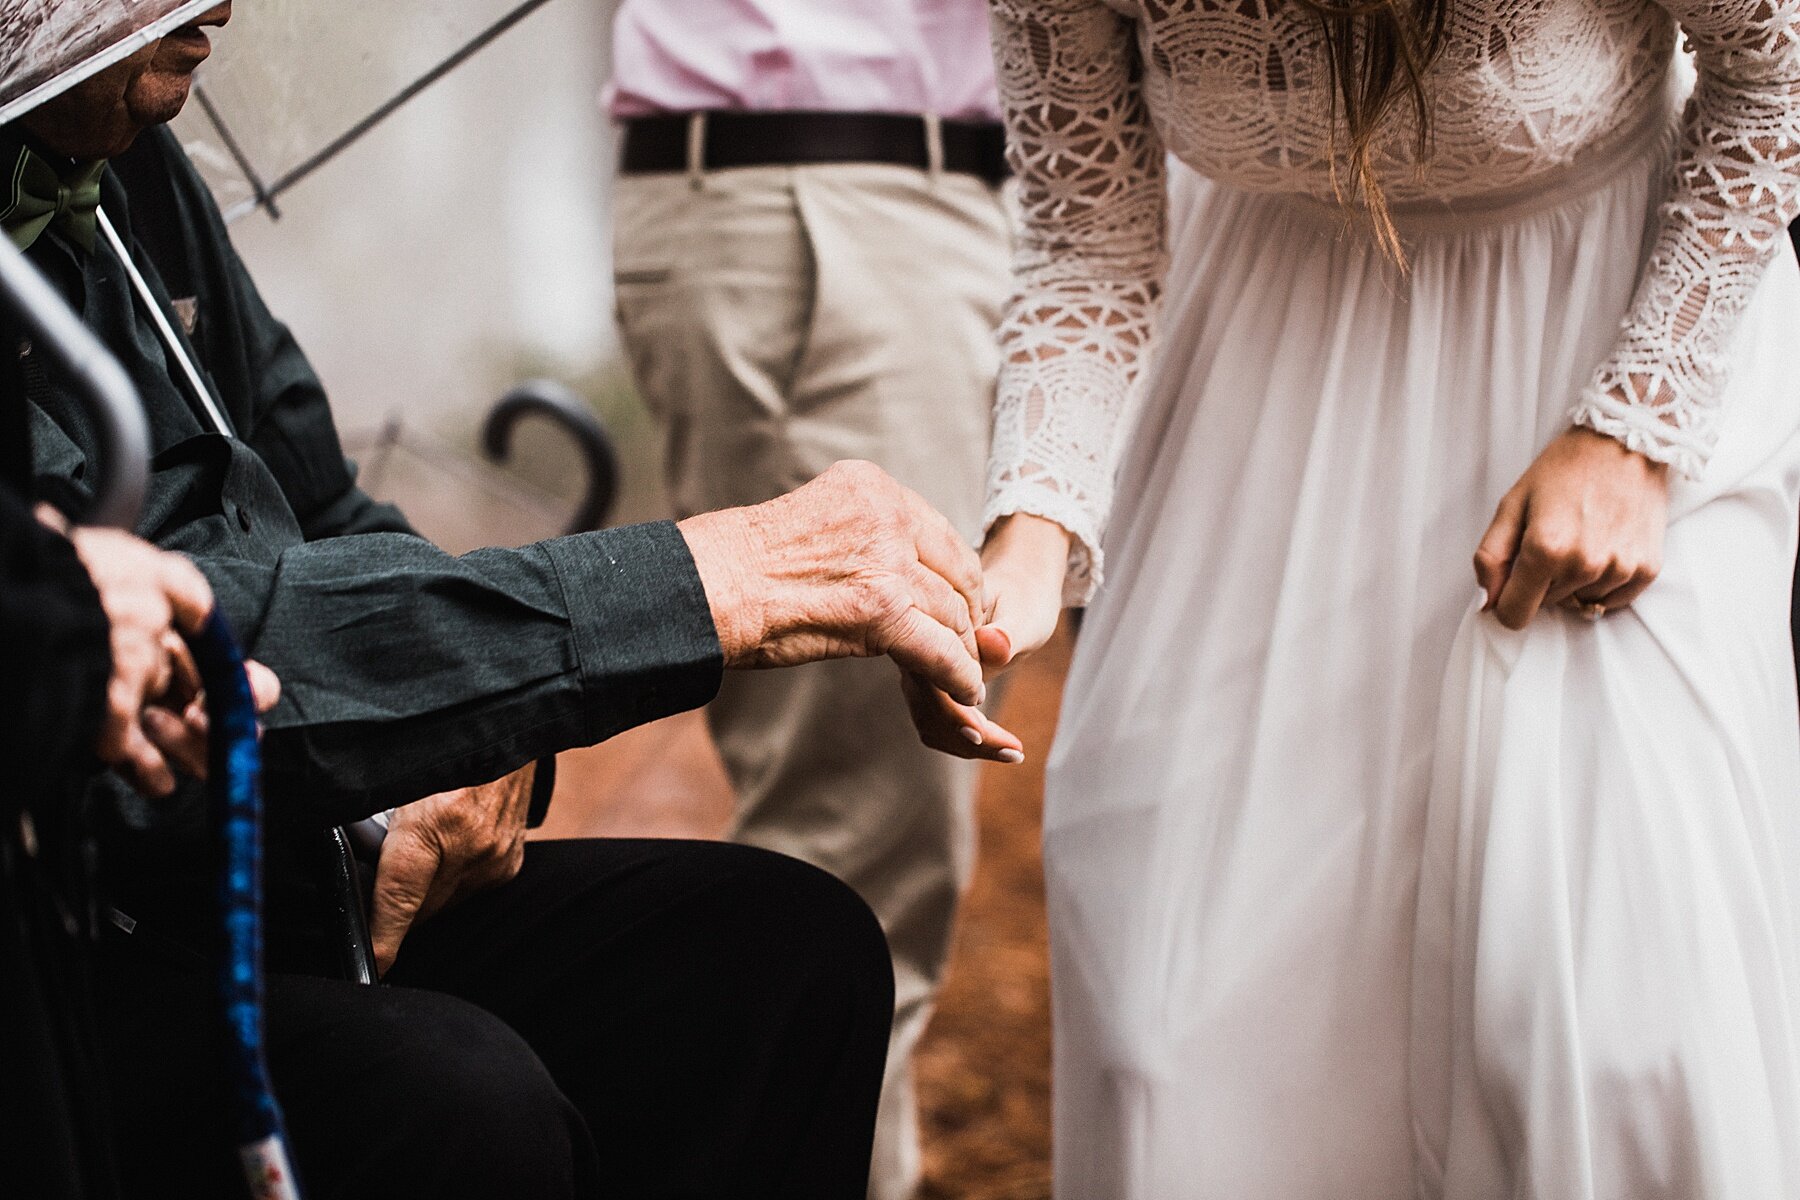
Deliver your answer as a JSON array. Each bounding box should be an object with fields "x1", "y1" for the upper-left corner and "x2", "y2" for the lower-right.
[
  {"x1": 169, "y1": 0, "x2": 556, "y2": 221},
  {"x1": 155, "y1": 0, "x2": 625, "y2": 547}
]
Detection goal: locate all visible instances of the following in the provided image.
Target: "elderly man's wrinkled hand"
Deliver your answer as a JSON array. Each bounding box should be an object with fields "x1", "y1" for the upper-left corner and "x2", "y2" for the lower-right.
[
  {"x1": 43, "y1": 507, "x2": 281, "y2": 795},
  {"x1": 138, "y1": 659, "x2": 281, "y2": 783},
  {"x1": 677, "y1": 460, "x2": 989, "y2": 707},
  {"x1": 369, "y1": 762, "x2": 536, "y2": 975}
]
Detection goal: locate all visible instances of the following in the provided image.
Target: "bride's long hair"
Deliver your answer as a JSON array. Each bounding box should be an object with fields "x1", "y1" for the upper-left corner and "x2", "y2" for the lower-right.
[{"x1": 1297, "y1": 0, "x2": 1452, "y2": 263}]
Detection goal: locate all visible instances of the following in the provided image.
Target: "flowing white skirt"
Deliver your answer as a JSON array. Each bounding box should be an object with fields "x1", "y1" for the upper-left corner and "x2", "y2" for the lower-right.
[{"x1": 1045, "y1": 108, "x2": 1800, "y2": 1198}]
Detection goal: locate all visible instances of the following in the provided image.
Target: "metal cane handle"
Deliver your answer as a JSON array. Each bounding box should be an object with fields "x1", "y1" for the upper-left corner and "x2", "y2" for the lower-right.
[{"x1": 0, "y1": 235, "x2": 148, "y2": 530}]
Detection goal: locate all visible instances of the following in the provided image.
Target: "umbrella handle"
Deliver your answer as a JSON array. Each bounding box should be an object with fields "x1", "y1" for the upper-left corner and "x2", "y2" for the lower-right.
[
  {"x1": 186, "y1": 611, "x2": 303, "y2": 1200},
  {"x1": 0, "y1": 235, "x2": 148, "y2": 530},
  {"x1": 482, "y1": 380, "x2": 622, "y2": 534}
]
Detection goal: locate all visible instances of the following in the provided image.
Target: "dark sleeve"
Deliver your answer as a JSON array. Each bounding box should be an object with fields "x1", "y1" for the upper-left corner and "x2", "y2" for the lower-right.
[
  {"x1": 230, "y1": 293, "x2": 416, "y2": 543},
  {"x1": 197, "y1": 520, "x2": 722, "y2": 825},
  {"x1": 113, "y1": 130, "x2": 623, "y2": 826},
  {"x1": 296, "y1": 458, "x2": 415, "y2": 541},
  {"x1": 151, "y1": 129, "x2": 562, "y2": 817},
  {"x1": 0, "y1": 489, "x2": 110, "y2": 809}
]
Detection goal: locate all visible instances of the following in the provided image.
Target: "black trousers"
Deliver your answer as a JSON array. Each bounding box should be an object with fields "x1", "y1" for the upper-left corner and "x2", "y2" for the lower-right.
[{"x1": 94, "y1": 839, "x2": 894, "y2": 1200}]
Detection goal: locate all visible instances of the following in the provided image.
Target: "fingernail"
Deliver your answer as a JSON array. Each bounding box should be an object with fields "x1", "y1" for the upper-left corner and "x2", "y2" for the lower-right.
[
  {"x1": 961, "y1": 727, "x2": 984, "y2": 746},
  {"x1": 998, "y1": 749, "x2": 1025, "y2": 765}
]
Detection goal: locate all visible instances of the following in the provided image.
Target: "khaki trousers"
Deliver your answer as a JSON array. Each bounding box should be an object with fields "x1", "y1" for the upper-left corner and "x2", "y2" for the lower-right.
[{"x1": 613, "y1": 161, "x2": 1011, "y2": 1199}]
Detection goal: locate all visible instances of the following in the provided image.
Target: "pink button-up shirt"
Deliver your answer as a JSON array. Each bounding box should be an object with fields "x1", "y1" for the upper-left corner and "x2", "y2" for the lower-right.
[{"x1": 607, "y1": 0, "x2": 1000, "y2": 121}]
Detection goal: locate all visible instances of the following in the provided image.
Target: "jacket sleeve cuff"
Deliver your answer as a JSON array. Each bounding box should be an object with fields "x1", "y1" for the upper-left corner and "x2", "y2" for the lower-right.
[{"x1": 543, "y1": 521, "x2": 724, "y2": 743}]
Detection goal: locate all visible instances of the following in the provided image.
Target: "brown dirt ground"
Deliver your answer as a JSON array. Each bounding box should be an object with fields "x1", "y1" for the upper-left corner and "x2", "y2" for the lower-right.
[{"x1": 535, "y1": 628, "x2": 1072, "y2": 1200}]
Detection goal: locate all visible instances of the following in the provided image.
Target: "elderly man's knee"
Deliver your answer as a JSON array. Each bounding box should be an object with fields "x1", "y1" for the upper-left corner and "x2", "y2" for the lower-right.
[
  {"x1": 355, "y1": 990, "x2": 590, "y2": 1197},
  {"x1": 687, "y1": 842, "x2": 895, "y2": 1022}
]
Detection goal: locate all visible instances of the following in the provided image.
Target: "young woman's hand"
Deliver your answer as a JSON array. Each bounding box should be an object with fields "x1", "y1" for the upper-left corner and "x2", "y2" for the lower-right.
[
  {"x1": 1474, "y1": 426, "x2": 1670, "y2": 630},
  {"x1": 902, "y1": 513, "x2": 1069, "y2": 763}
]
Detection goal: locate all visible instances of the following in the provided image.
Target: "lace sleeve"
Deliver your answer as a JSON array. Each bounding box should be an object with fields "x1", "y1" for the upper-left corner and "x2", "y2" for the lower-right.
[
  {"x1": 1569, "y1": 0, "x2": 1800, "y2": 476},
  {"x1": 985, "y1": 0, "x2": 1167, "y2": 605}
]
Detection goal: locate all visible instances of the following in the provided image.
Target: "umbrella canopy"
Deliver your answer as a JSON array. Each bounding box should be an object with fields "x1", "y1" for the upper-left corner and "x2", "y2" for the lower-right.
[
  {"x1": 169, "y1": 0, "x2": 554, "y2": 220},
  {"x1": 0, "y1": 0, "x2": 218, "y2": 125}
]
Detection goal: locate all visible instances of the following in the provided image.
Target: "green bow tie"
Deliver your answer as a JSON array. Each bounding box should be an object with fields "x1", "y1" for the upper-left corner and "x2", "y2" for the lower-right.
[{"x1": 0, "y1": 145, "x2": 106, "y2": 253}]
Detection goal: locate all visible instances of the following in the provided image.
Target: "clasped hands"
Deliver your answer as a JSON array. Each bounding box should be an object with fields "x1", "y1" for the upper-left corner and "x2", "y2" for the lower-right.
[{"x1": 679, "y1": 460, "x2": 1040, "y2": 766}]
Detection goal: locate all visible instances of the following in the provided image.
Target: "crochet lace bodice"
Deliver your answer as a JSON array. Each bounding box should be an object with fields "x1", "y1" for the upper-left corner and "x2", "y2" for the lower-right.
[{"x1": 985, "y1": 0, "x2": 1800, "y2": 602}]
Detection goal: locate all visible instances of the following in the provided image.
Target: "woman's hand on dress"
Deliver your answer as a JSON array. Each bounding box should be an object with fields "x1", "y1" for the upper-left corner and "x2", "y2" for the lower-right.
[
  {"x1": 1473, "y1": 426, "x2": 1670, "y2": 630},
  {"x1": 902, "y1": 513, "x2": 1069, "y2": 763}
]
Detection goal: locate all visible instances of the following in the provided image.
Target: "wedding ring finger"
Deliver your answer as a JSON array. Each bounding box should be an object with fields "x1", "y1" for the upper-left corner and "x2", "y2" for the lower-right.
[{"x1": 1562, "y1": 596, "x2": 1607, "y2": 622}]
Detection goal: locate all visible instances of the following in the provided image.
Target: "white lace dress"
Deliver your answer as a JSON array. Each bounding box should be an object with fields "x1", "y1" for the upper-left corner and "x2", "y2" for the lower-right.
[{"x1": 986, "y1": 0, "x2": 1800, "y2": 1195}]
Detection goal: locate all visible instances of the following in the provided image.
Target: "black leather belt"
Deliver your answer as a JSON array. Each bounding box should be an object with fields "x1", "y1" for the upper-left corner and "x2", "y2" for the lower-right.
[{"x1": 618, "y1": 110, "x2": 1009, "y2": 186}]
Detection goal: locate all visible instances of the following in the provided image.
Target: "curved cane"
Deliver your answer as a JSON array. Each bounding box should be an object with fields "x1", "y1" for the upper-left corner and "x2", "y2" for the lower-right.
[
  {"x1": 482, "y1": 380, "x2": 622, "y2": 534},
  {"x1": 186, "y1": 611, "x2": 302, "y2": 1200}
]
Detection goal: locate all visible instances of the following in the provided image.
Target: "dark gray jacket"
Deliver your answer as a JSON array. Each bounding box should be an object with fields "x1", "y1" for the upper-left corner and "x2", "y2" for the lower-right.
[{"x1": 20, "y1": 124, "x2": 721, "y2": 949}]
